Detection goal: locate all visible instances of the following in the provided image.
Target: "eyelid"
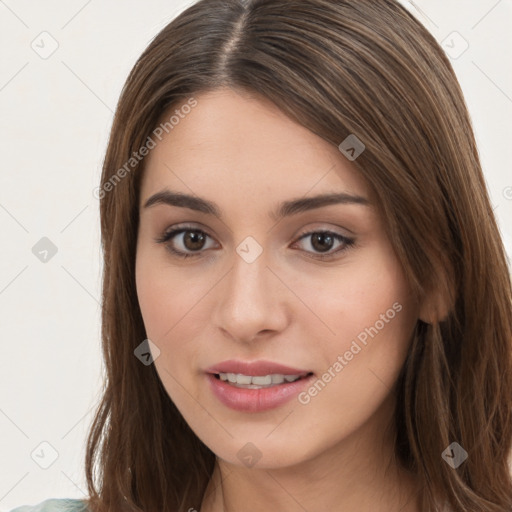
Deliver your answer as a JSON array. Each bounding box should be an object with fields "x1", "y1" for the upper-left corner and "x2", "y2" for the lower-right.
[
  {"x1": 159, "y1": 222, "x2": 353, "y2": 240},
  {"x1": 155, "y1": 222, "x2": 356, "y2": 260},
  {"x1": 294, "y1": 222, "x2": 354, "y2": 239},
  {"x1": 159, "y1": 222, "x2": 213, "y2": 238},
  {"x1": 154, "y1": 223, "x2": 218, "y2": 248},
  {"x1": 291, "y1": 228, "x2": 355, "y2": 260}
]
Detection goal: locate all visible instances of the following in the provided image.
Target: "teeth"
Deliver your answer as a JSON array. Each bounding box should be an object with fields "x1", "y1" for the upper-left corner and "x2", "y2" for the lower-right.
[
  {"x1": 271, "y1": 374, "x2": 285, "y2": 384},
  {"x1": 217, "y1": 373, "x2": 302, "y2": 388}
]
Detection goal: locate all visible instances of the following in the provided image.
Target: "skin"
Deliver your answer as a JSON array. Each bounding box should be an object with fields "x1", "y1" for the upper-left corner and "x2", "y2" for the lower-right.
[{"x1": 135, "y1": 88, "x2": 423, "y2": 512}]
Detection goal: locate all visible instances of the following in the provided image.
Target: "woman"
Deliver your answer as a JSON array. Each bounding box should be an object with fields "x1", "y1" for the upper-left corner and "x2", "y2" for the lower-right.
[{"x1": 11, "y1": 0, "x2": 512, "y2": 511}]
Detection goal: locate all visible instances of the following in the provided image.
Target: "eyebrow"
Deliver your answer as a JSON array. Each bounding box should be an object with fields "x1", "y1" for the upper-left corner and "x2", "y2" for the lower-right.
[{"x1": 143, "y1": 189, "x2": 370, "y2": 221}]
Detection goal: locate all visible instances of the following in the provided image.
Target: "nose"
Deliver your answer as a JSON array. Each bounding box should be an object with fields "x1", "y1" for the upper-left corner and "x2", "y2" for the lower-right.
[{"x1": 212, "y1": 249, "x2": 289, "y2": 344}]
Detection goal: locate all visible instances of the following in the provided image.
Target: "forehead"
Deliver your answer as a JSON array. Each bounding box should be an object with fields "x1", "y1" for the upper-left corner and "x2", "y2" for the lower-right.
[{"x1": 140, "y1": 88, "x2": 370, "y2": 207}]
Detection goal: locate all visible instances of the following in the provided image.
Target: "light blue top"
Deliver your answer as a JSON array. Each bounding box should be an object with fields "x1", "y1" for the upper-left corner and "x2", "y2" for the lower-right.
[{"x1": 9, "y1": 498, "x2": 89, "y2": 512}]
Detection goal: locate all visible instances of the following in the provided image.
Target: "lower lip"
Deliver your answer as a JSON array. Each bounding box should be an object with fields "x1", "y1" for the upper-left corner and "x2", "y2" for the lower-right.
[{"x1": 206, "y1": 373, "x2": 315, "y2": 412}]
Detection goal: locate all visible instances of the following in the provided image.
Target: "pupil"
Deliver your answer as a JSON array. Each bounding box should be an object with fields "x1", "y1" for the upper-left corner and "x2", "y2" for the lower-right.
[{"x1": 311, "y1": 233, "x2": 333, "y2": 252}]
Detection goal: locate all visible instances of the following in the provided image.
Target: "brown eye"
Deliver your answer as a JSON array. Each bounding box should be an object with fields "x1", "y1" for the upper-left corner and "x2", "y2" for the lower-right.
[
  {"x1": 182, "y1": 230, "x2": 207, "y2": 251},
  {"x1": 310, "y1": 232, "x2": 336, "y2": 253},
  {"x1": 155, "y1": 227, "x2": 217, "y2": 259},
  {"x1": 155, "y1": 226, "x2": 355, "y2": 261},
  {"x1": 293, "y1": 230, "x2": 355, "y2": 260}
]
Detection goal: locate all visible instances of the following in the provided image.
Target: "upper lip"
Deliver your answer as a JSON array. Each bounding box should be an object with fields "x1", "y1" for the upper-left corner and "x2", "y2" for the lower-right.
[{"x1": 206, "y1": 359, "x2": 312, "y2": 377}]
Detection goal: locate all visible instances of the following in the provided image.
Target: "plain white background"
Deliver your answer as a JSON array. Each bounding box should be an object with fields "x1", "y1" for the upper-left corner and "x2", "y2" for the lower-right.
[{"x1": 0, "y1": 0, "x2": 511, "y2": 509}]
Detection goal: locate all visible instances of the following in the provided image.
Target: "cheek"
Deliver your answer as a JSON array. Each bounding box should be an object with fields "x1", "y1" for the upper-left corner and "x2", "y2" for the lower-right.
[
  {"x1": 136, "y1": 246, "x2": 202, "y2": 340},
  {"x1": 135, "y1": 248, "x2": 217, "y2": 392},
  {"x1": 295, "y1": 249, "x2": 414, "y2": 351},
  {"x1": 136, "y1": 262, "x2": 172, "y2": 341},
  {"x1": 292, "y1": 245, "x2": 417, "y2": 416},
  {"x1": 135, "y1": 255, "x2": 203, "y2": 409}
]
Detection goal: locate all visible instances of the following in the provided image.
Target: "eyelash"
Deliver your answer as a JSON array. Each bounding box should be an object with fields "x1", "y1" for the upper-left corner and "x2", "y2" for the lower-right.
[{"x1": 154, "y1": 224, "x2": 356, "y2": 261}]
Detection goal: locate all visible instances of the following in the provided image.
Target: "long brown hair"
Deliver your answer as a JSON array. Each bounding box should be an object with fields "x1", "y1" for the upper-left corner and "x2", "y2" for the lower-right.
[{"x1": 85, "y1": 0, "x2": 512, "y2": 510}]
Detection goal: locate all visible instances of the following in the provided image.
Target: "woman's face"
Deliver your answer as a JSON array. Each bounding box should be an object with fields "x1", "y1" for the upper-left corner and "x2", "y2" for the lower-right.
[{"x1": 135, "y1": 88, "x2": 419, "y2": 469}]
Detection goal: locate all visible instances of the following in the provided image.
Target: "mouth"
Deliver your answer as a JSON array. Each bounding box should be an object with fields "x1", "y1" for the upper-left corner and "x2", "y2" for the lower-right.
[
  {"x1": 206, "y1": 372, "x2": 315, "y2": 412},
  {"x1": 205, "y1": 360, "x2": 316, "y2": 412},
  {"x1": 212, "y1": 372, "x2": 314, "y2": 389}
]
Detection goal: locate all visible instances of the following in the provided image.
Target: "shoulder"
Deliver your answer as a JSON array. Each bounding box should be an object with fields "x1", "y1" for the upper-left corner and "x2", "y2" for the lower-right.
[{"x1": 9, "y1": 498, "x2": 90, "y2": 512}]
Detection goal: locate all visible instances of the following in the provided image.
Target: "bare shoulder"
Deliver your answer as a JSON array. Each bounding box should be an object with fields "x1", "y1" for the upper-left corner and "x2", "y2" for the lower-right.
[{"x1": 9, "y1": 498, "x2": 90, "y2": 512}]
